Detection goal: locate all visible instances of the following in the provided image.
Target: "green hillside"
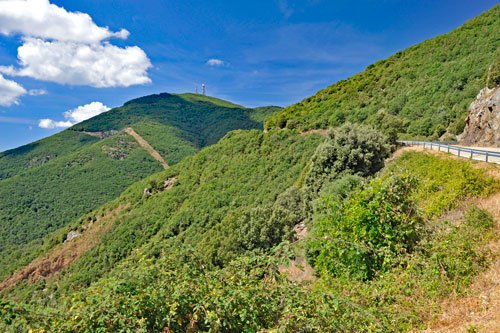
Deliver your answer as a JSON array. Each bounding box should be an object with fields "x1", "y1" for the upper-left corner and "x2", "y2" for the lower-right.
[
  {"x1": 1, "y1": 6, "x2": 499, "y2": 333},
  {"x1": 266, "y1": 4, "x2": 500, "y2": 140},
  {"x1": 1, "y1": 125, "x2": 498, "y2": 332},
  {"x1": 0, "y1": 93, "x2": 278, "y2": 280},
  {"x1": 0, "y1": 131, "x2": 100, "y2": 180}
]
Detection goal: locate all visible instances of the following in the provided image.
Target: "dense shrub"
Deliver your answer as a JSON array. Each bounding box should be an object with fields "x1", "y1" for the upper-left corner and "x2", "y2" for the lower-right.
[
  {"x1": 309, "y1": 175, "x2": 422, "y2": 280},
  {"x1": 305, "y1": 123, "x2": 390, "y2": 195}
]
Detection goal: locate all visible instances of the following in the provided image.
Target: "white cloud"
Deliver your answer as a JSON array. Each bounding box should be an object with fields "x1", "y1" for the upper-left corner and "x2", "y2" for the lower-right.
[
  {"x1": 206, "y1": 58, "x2": 225, "y2": 67},
  {"x1": 0, "y1": 1, "x2": 151, "y2": 93},
  {"x1": 0, "y1": 0, "x2": 129, "y2": 43},
  {"x1": 2, "y1": 38, "x2": 152, "y2": 87},
  {"x1": 0, "y1": 74, "x2": 26, "y2": 106},
  {"x1": 39, "y1": 101, "x2": 110, "y2": 129},
  {"x1": 64, "y1": 101, "x2": 110, "y2": 123},
  {"x1": 38, "y1": 118, "x2": 73, "y2": 129}
]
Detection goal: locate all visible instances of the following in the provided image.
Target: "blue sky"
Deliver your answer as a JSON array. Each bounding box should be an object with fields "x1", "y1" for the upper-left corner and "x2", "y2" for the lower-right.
[{"x1": 0, "y1": 0, "x2": 497, "y2": 151}]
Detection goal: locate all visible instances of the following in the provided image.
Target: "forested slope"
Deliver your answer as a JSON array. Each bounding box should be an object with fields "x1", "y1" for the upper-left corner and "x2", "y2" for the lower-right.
[
  {"x1": 2, "y1": 125, "x2": 498, "y2": 332},
  {"x1": 266, "y1": 4, "x2": 500, "y2": 140},
  {"x1": 0, "y1": 93, "x2": 278, "y2": 280}
]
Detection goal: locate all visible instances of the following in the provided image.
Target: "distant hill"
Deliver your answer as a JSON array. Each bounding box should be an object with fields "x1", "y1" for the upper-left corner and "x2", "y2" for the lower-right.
[
  {"x1": 265, "y1": 4, "x2": 499, "y2": 140},
  {"x1": 0, "y1": 93, "x2": 280, "y2": 279}
]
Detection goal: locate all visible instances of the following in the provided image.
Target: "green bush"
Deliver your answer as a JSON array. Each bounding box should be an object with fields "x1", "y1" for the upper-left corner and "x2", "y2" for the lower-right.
[
  {"x1": 305, "y1": 123, "x2": 390, "y2": 195},
  {"x1": 309, "y1": 175, "x2": 422, "y2": 280}
]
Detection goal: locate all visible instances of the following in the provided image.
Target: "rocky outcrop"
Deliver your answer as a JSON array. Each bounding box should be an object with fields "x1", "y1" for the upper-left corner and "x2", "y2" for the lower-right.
[
  {"x1": 64, "y1": 230, "x2": 82, "y2": 243},
  {"x1": 459, "y1": 87, "x2": 500, "y2": 147}
]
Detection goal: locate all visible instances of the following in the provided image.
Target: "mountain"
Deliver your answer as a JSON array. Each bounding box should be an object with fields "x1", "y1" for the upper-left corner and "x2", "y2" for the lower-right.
[
  {"x1": 1, "y1": 6, "x2": 499, "y2": 333},
  {"x1": 0, "y1": 93, "x2": 280, "y2": 280},
  {"x1": 266, "y1": 4, "x2": 500, "y2": 140}
]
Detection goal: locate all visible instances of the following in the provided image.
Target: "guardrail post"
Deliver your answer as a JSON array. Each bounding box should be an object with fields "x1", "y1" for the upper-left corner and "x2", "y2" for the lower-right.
[
  {"x1": 486, "y1": 152, "x2": 489, "y2": 163},
  {"x1": 447, "y1": 146, "x2": 450, "y2": 153},
  {"x1": 458, "y1": 148, "x2": 460, "y2": 157},
  {"x1": 470, "y1": 150, "x2": 473, "y2": 159}
]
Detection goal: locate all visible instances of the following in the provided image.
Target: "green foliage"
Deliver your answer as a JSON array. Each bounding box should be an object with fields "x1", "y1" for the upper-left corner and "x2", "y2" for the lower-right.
[
  {"x1": 72, "y1": 93, "x2": 272, "y2": 147},
  {"x1": 0, "y1": 130, "x2": 99, "y2": 180},
  {"x1": 131, "y1": 121, "x2": 198, "y2": 164},
  {"x1": 384, "y1": 151, "x2": 498, "y2": 216},
  {"x1": 309, "y1": 175, "x2": 423, "y2": 280},
  {"x1": 248, "y1": 106, "x2": 282, "y2": 123},
  {"x1": 0, "y1": 134, "x2": 162, "y2": 280},
  {"x1": 484, "y1": 56, "x2": 500, "y2": 88},
  {"x1": 265, "y1": 5, "x2": 500, "y2": 139},
  {"x1": 0, "y1": 130, "x2": 319, "y2": 298},
  {"x1": 1, "y1": 135, "x2": 498, "y2": 332},
  {"x1": 305, "y1": 123, "x2": 390, "y2": 194},
  {"x1": 1, "y1": 8, "x2": 499, "y2": 332},
  {"x1": 0, "y1": 94, "x2": 278, "y2": 281}
]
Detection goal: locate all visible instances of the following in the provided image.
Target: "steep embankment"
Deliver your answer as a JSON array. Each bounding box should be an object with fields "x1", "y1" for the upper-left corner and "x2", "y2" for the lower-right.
[
  {"x1": 266, "y1": 5, "x2": 499, "y2": 140},
  {"x1": 459, "y1": 86, "x2": 500, "y2": 147},
  {"x1": 392, "y1": 147, "x2": 500, "y2": 332},
  {"x1": 2, "y1": 128, "x2": 498, "y2": 332},
  {"x1": 0, "y1": 129, "x2": 324, "y2": 294}
]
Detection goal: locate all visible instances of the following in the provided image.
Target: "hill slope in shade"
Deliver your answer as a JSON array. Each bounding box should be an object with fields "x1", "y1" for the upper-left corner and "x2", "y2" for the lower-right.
[{"x1": 266, "y1": 4, "x2": 500, "y2": 140}]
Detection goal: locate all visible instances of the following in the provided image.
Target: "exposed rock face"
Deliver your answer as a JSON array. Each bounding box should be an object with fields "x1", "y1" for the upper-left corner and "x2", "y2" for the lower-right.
[
  {"x1": 64, "y1": 230, "x2": 82, "y2": 243},
  {"x1": 460, "y1": 87, "x2": 500, "y2": 147}
]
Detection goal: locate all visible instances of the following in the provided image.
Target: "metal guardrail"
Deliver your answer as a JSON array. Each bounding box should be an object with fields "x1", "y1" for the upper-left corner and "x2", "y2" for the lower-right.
[{"x1": 397, "y1": 140, "x2": 500, "y2": 163}]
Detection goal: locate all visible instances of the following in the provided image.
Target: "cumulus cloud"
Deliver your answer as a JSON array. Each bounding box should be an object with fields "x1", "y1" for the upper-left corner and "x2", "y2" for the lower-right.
[
  {"x1": 0, "y1": 0, "x2": 129, "y2": 43},
  {"x1": 64, "y1": 101, "x2": 111, "y2": 123},
  {"x1": 206, "y1": 58, "x2": 225, "y2": 67},
  {"x1": 38, "y1": 118, "x2": 73, "y2": 129},
  {"x1": 39, "y1": 101, "x2": 110, "y2": 129},
  {"x1": 2, "y1": 38, "x2": 152, "y2": 87},
  {"x1": 0, "y1": 0, "x2": 151, "y2": 92},
  {"x1": 0, "y1": 74, "x2": 26, "y2": 106}
]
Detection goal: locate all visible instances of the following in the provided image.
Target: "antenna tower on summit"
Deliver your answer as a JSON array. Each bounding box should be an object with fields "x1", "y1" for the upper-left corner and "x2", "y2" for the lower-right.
[{"x1": 202, "y1": 84, "x2": 206, "y2": 95}]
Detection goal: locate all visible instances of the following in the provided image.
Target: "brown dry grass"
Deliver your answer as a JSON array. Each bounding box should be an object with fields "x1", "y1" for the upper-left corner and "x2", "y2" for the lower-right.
[
  {"x1": 299, "y1": 129, "x2": 329, "y2": 137},
  {"x1": 278, "y1": 255, "x2": 316, "y2": 283},
  {"x1": 0, "y1": 205, "x2": 128, "y2": 291},
  {"x1": 422, "y1": 214, "x2": 499, "y2": 333},
  {"x1": 410, "y1": 147, "x2": 500, "y2": 333}
]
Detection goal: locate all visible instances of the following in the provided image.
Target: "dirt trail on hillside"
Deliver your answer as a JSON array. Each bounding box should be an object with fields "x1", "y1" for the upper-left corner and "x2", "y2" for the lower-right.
[
  {"x1": 396, "y1": 147, "x2": 500, "y2": 333},
  {"x1": 300, "y1": 129, "x2": 329, "y2": 137},
  {"x1": 0, "y1": 205, "x2": 128, "y2": 292},
  {"x1": 124, "y1": 127, "x2": 169, "y2": 169}
]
